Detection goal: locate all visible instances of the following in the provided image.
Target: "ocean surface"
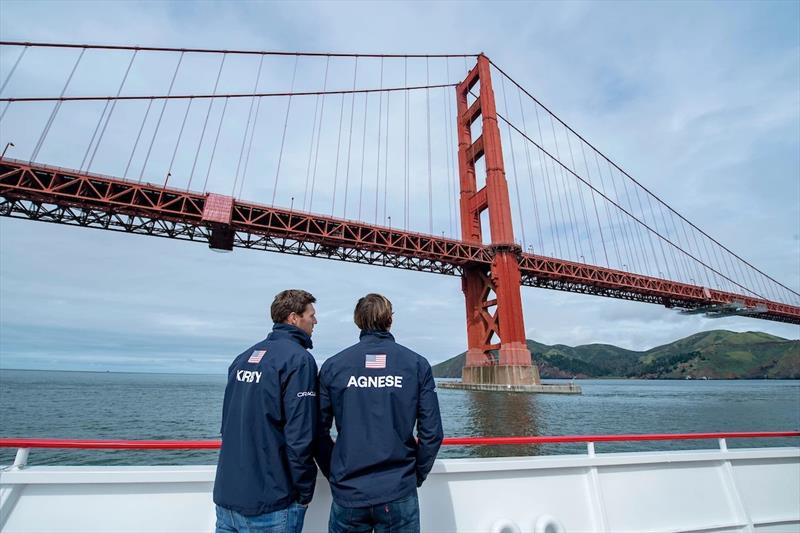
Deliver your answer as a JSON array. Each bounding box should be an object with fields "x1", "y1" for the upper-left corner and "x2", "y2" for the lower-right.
[{"x1": 1, "y1": 369, "x2": 798, "y2": 466}]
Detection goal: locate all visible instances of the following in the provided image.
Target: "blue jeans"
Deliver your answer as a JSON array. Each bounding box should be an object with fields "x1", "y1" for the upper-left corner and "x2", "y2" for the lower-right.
[
  {"x1": 328, "y1": 493, "x2": 419, "y2": 533},
  {"x1": 215, "y1": 503, "x2": 307, "y2": 533}
]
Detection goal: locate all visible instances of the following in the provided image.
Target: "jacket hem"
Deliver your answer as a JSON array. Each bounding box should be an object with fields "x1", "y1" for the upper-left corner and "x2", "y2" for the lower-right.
[
  {"x1": 214, "y1": 495, "x2": 294, "y2": 517},
  {"x1": 331, "y1": 484, "x2": 417, "y2": 508}
]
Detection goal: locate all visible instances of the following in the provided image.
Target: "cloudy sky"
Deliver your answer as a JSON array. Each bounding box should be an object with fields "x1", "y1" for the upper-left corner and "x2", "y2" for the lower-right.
[{"x1": 1, "y1": 1, "x2": 798, "y2": 374}]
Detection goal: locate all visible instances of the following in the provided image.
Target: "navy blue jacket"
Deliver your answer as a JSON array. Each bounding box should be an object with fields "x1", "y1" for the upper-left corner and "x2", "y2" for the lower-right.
[
  {"x1": 213, "y1": 324, "x2": 319, "y2": 516},
  {"x1": 317, "y1": 330, "x2": 443, "y2": 507}
]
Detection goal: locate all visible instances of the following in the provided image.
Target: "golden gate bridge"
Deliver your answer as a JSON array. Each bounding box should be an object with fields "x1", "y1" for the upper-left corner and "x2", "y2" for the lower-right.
[{"x1": 1, "y1": 41, "x2": 797, "y2": 388}]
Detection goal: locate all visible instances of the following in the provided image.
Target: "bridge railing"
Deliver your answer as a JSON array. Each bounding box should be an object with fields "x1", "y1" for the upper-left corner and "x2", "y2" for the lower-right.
[{"x1": 2, "y1": 431, "x2": 798, "y2": 469}]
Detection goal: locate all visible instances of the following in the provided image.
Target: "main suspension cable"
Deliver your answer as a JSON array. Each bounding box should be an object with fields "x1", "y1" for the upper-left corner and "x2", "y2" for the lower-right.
[{"x1": 0, "y1": 41, "x2": 478, "y2": 59}]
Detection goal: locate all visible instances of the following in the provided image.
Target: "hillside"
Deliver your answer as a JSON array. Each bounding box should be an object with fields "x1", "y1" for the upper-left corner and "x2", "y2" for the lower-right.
[{"x1": 432, "y1": 330, "x2": 800, "y2": 379}]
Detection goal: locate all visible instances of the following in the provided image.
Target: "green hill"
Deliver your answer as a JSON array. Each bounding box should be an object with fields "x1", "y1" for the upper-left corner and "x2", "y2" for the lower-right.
[{"x1": 432, "y1": 330, "x2": 800, "y2": 380}]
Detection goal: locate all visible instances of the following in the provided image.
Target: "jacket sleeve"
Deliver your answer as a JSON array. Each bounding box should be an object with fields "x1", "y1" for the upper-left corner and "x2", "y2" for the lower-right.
[
  {"x1": 415, "y1": 359, "x2": 443, "y2": 487},
  {"x1": 282, "y1": 353, "x2": 319, "y2": 504},
  {"x1": 315, "y1": 365, "x2": 335, "y2": 479}
]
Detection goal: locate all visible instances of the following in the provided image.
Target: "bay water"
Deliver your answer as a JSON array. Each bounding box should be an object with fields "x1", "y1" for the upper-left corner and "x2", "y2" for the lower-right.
[{"x1": 1, "y1": 369, "x2": 798, "y2": 466}]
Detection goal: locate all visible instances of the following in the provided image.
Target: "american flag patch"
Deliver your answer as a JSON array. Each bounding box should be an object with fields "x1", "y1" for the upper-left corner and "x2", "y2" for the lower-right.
[
  {"x1": 365, "y1": 354, "x2": 387, "y2": 369},
  {"x1": 248, "y1": 350, "x2": 266, "y2": 364}
]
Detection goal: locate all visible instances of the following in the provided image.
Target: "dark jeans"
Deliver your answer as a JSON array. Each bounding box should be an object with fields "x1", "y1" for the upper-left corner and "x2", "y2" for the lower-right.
[
  {"x1": 215, "y1": 503, "x2": 307, "y2": 533},
  {"x1": 328, "y1": 493, "x2": 420, "y2": 533}
]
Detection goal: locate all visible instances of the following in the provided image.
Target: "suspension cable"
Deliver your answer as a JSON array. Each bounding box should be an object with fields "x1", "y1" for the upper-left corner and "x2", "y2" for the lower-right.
[
  {"x1": 0, "y1": 41, "x2": 478, "y2": 59},
  {"x1": 498, "y1": 109, "x2": 770, "y2": 300},
  {"x1": 500, "y1": 75, "x2": 526, "y2": 249},
  {"x1": 308, "y1": 57, "x2": 330, "y2": 212},
  {"x1": 0, "y1": 44, "x2": 28, "y2": 124},
  {"x1": 357, "y1": 91, "x2": 368, "y2": 221},
  {"x1": 343, "y1": 57, "x2": 358, "y2": 217},
  {"x1": 490, "y1": 58, "x2": 798, "y2": 298},
  {"x1": 188, "y1": 53, "x2": 226, "y2": 191},
  {"x1": 0, "y1": 83, "x2": 458, "y2": 103},
  {"x1": 138, "y1": 51, "x2": 184, "y2": 182},
  {"x1": 268, "y1": 56, "x2": 297, "y2": 204},
  {"x1": 234, "y1": 55, "x2": 265, "y2": 197},
  {"x1": 202, "y1": 96, "x2": 229, "y2": 192},
  {"x1": 86, "y1": 50, "x2": 138, "y2": 173},
  {"x1": 31, "y1": 47, "x2": 85, "y2": 161},
  {"x1": 0, "y1": 44, "x2": 27, "y2": 95}
]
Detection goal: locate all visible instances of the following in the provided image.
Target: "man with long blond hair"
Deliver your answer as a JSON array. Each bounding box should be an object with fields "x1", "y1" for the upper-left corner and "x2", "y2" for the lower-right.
[{"x1": 317, "y1": 293, "x2": 443, "y2": 533}]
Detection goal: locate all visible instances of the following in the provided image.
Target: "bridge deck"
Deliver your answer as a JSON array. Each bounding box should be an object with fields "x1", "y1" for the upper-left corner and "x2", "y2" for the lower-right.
[{"x1": 1, "y1": 158, "x2": 798, "y2": 324}]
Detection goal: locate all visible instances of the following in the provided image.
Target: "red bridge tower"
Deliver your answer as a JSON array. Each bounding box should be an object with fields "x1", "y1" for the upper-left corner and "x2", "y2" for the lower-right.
[{"x1": 456, "y1": 55, "x2": 540, "y2": 386}]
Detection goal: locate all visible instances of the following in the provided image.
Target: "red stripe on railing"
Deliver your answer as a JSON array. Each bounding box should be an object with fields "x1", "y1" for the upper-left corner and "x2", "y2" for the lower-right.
[{"x1": 0, "y1": 432, "x2": 797, "y2": 450}]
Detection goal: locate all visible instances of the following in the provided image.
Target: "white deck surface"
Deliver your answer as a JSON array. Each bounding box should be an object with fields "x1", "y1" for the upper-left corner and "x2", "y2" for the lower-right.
[{"x1": 1, "y1": 446, "x2": 799, "y2": 532}]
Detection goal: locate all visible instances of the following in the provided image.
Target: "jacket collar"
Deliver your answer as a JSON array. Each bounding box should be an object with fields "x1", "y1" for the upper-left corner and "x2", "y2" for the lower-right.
[
  {"x1": 268, "y1": 323, "x2": 313, "y2": 350},
  {"x1": 359, "y1": 330, "x2": 395, "y2": 342}
]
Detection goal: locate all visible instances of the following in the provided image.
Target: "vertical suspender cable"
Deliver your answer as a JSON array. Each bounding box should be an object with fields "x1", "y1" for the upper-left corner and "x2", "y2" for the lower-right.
[
  {"x1": 607, "y1": 160, "x2": 644, "y2": 273},
  {"x1": 533, "y1": 104, "x2": 560, "y2": 257},
  {"x1": 647, "y1": 194, "x2": 678, "y2": 280},
  {"x1": 579, "y1": 140, "x2": 610, "y2": 266},
  {"x1": 404, "y1": 58, "x2": 411, "y2": 230},
  {"x1": 657, "y1": 200, "x2": 688, "y2": 282},
  {"x1": 125, "y1": 99, "x2": 154, "y2": 179},
  {"x1": 331, "y1": 90, "x2": 346, "y2": 216},
  {"x1": 138, "y1": 51, "x2": 184, "y2": 182},
  {"x1": 303, "y1": 61, "x2": 323, "y2": 211},
  {"x1": 445, "y1": 59, "x2": 458, "y2": 237},
  {"x1": 165, "y1": 97, "x2": 192, "y2": 186},
  {"x1": 500, "y1": 75, "x2": 526, "y2": 249},
  {"x1": 203, "y1": 96, "x2": 229, "y2": 192},
  {"x1": 518, "y1": 89, "x2": 545, "y2": 254},
  {"x1": 382, "y1": 83, "x2": 391, "y2": 224},
  {"x1": 671, "y1": 210, "x2": 703, "y2": 285},
  {"x1": 442, "y1": 85, "x2": 454, "y2": 237},
  {"x1": 631, "y1": 182, "x2": 662, "y2": 276},
  {"x1": 426, "y1": 57, "x2": 433, "y2": 234},
  {"x1": 552, "y1": 118, "x2": 584, "y2": 261},
  {"x1": 267, "y1": 56, "x2": 298, "y2": 202},
  {"x1": 234, "y1": 55, "x2": 265, "y2": 198},
  {"x1": 31, "y1": 47, "x2": 85, "y2": 162},
  {"x1": 0, "y1": 44, "x2": 29, "y2": 125},
  {"x1": 343, "y1": 57, "x2": 359, "y2": 217},
  {"x1": 188, "y1": 53, "x2": 226, "y2": 191},
  {"x1": 565, "y1": 132, "x2": 595, "y2": 263},
  {"x1": 86, "y1": 50, "x2": 138, "y2": 173},
  {"x1": 80, "y1": 101, "x2": 110, "y2": 171},
  {"x1": 78, "y1": 50, "x2": 138, "y2": 171},
  {"x1": 598, "y1": 153, "x2": 635, "y2": 271},
  {"x1": 240, "y1": 91, "x2": 265, "y2": 199},
  {"x1": 549, "y1": 116, "x2": 580, "y2": 260},
  {"x1": 374, "y1": 58, "x2": 383, "y2": 225},
  {"x1": 691, "y1": 223, "x2": 717, "y2": 288},
  {"x1": 0, "y1": 44, "x2": 27, "y2": 95},
  {"x1": 403, "y1": 58, "x2": 408, "y2": 230},
  {"x1": 357, "y1": 92, "x2": 368, "y2": 220},
  {"x1": 308, "y1": 56, "x2": 330, "y2": 211}
]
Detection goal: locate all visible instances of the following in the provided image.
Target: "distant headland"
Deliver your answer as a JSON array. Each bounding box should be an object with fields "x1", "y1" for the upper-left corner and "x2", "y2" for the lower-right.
[{"x1": 433, "y1": 330, "x2": 799, "y2": 380}]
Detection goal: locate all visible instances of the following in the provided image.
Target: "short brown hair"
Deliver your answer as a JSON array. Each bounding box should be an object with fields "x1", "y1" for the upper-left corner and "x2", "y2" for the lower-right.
[
  {"x1": 271, "y1": 289, "x2": 316, "y2": 323},
  {"x1": 354, "y1": 293, "x2": 393, "y2": 331}
]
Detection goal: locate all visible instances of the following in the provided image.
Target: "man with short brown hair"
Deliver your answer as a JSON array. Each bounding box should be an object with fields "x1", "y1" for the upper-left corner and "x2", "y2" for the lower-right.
[
  {"x1": 317, "y1": 293, "x2": 443, "y2": 533},
  {"x1": 214, "y1": 289, "x2": 319, "y2": 533}
]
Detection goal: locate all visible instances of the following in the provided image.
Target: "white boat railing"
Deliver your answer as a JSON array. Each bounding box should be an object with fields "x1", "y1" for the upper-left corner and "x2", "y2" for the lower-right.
[{"x1": 1, "y1": 431, "x2": 799, "y2": 533}]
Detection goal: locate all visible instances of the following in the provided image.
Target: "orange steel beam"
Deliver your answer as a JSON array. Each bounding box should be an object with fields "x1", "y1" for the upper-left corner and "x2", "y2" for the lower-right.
[{"x1": 1, "y1": 157, "x2": 798, "y2": 325}]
